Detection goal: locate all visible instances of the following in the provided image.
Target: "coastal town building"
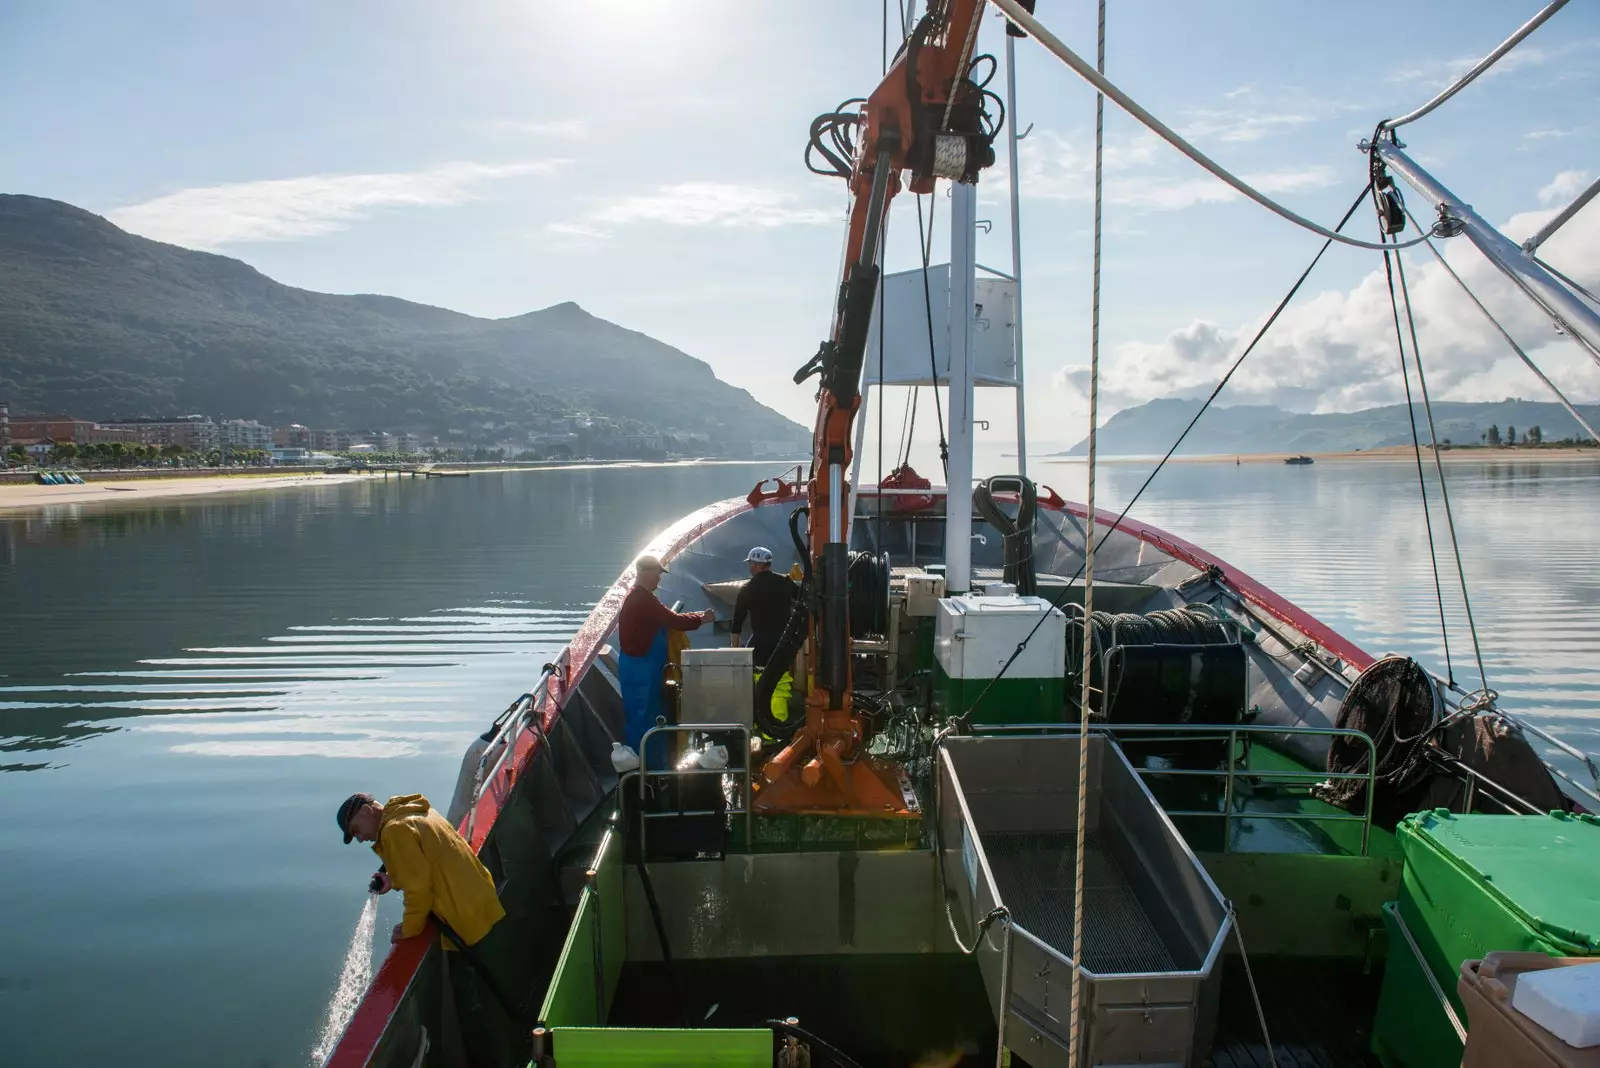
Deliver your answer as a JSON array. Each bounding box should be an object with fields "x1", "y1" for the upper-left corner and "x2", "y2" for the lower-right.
[
  {"x1": 273, "y1": 424, "x2": 312, "y2": 449},
  {"x1": 219, "y1": 418, "x2": 272, "y2": 452},
  {"x1": 9, "y1": 414, "x2": 140, "y2": 446},
  {"x1": 103, "y1": 415, "x2": 221, "y2": 452},
  {"x1": 0, "y1": 400, "x2": 9, "y2": 449},
  {"x1": 311, "y1": 428, "x2": 351, "y2": 452}
]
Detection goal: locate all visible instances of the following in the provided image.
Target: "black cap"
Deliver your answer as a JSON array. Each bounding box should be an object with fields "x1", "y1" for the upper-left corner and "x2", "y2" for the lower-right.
[{"x1": 337, "y1": 792, "x2": 375, "y2": 844}]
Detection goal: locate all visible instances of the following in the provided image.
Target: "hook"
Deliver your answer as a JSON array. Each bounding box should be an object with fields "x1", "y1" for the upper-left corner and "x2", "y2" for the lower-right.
[
  {"x1": 1017, "y1": 122, "x2": 1034, "y2": 140},
  {"x1": 976, "y1": 219, "x2": 994, "y2": 233}
]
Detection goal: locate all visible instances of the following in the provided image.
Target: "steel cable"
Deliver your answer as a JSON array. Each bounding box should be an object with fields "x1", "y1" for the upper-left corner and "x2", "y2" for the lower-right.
[
  {"x1": 1379, "y1": 231, "x2": 1457, "y2": 689},
  {"x1": 1391, "y1": 242, "x2": 1490, "y2": 693},
  {"x1": 986, "y1": 0, "x2": 1448, "y2": 252},
  {"x1": 956, "y1": 182, "x2": 1374, "y2": 726}
]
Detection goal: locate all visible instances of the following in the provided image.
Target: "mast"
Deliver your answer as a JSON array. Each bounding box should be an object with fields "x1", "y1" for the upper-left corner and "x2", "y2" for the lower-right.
[
  {"x1": 946, "y1": 180, "x2": 978, "y2": 596},
  {"x1": 1368, "y1": 138, "x2": 1600, "y2": 366},
  {"x1": 1005, "y1": 32, "x2": 1027, "y2": 477}
]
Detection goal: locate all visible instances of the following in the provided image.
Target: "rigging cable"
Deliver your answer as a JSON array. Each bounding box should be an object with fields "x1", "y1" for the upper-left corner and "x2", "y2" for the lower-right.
[
  {"x1": 1378, "y1": 225, "x2": 1457, "y2": 689},
  {"x1": 916, "y1": 191, "x2": 951, "y2": 475},
  {"x1": 1414, "y1": 222, "x2": 1600, "y2": 447},
  {"x1": 1534, "y1": 254, "x2": 1600, "y2": 310},
  {"x1": 1391, "y1": 230, "x2": 1491, "y2": 693},
  {"x1": 1380, "y1": 0, "x2": 1571, "y2": 132},
  {"x1": 1068, "y1": 3, "x2": 1106, "y2": 1065},
  {"x1": 984, "y1": 0, "x2": 1451, "y2": 252},
  {"x1": 1406, "y1": 214, "x2": 1600, "y2": 445},
  {"x1": 957, "y1": 181, "x2": 1375, "y2": 724},
  {"x1": 876, "y1": 0, "x2": 889, "y2": 560}
]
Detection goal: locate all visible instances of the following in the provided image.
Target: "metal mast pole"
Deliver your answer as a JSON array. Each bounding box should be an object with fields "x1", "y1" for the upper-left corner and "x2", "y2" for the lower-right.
[
  {"x1": 947, "y1": 181, "x2": 978, "y2": 595},
  {"x1": 1369, "y1": 139, "x2": 1600, "y2": 366},
  {"x1": 1005, "y1": 32, "x2": 1028, "y2": 477}
]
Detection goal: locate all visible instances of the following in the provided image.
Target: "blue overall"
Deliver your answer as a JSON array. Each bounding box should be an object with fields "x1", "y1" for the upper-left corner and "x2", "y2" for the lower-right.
[{"x1": 617, "y1": 626, "x2": 669, "y2": 767}]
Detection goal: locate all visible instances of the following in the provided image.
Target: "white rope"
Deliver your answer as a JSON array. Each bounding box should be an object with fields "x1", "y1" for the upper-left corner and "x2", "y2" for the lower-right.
[
  {"x1": 986, "y1": 0, "x2": 1442, "y2": 252},
  {"x1": 1382, "y1": 0, "x2": 1571, "y2": 132},
  {"x1": 1067, "y1": 2, "x2": 1105, "y2": 1064}
]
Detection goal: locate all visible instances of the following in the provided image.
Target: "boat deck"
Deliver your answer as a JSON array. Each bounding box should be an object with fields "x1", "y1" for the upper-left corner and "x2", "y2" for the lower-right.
[
  {"x1": 1210, "y1": 957, "x2": 1384, "y2": 1068},
  {"x1": 982, "y1": 830, "x2": 1182, "y2": 973}
]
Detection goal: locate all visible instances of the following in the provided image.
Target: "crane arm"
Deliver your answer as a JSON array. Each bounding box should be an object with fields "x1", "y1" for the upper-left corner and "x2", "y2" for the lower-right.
[{"x1": 765, "y1": 0, "x2": 999, "y2": 811}]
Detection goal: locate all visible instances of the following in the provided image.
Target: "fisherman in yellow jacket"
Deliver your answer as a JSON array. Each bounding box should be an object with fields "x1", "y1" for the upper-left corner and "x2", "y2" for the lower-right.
[
  {"x1": 338, "y1": 792, "x2": 505, "y2": 944},
  {"x1": 338, "y1": 792, "x2": 517, "y2": 1066}
]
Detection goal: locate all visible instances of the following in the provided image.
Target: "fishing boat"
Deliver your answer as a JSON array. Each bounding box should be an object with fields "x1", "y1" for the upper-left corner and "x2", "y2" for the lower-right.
[
  {"x1": 1284, "y1": 456, "x2": 1314, "y2": 466},
  {"x1": 322, "y1": 3, "x2": 1600, "y2": 1066}
]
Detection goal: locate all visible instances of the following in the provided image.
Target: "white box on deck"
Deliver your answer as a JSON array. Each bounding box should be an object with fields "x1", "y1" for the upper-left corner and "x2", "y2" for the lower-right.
[
  {"x1": 935, "y1": 595, "x2": 1066, "y2": 680},
  {"x1": 679, "y1": 647, "x2": 753, "y2": 729},
  {"x1": 1512, "y1": 959, "x2": 1600, "y2": 1048},
  {"x1": 903, "y1": 571, "x2": 947, "y2": 617}
]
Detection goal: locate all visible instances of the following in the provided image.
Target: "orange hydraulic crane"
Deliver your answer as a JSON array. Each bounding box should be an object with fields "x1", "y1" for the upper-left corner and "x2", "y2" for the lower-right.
[{"x1": 756, "y1": 0, "x2": 1005, "y2": 815}]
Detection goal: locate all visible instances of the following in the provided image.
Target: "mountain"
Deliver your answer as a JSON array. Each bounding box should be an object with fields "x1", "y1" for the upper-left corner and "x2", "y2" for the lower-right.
[
  {"x1": 1057, "y1": 397, "x2": 1600, "y2": 456},
  {"x1": 0, "y1": 195, "x2": 806, "y2": 452}
]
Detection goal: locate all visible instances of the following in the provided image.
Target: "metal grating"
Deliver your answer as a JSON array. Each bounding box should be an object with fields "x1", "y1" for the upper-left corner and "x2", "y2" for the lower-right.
[{"x1": 981, "y1": 831, "x2": 1186, "y2": 974}]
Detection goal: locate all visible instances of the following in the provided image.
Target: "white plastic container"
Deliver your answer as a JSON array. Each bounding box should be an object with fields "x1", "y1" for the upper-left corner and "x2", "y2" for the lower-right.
[{"x1": 1515, "y1": 959, "x2": 1600, "y2": 1049}]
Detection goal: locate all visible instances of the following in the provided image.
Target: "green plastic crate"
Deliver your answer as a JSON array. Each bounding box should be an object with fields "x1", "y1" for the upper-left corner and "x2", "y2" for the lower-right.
[
  {"x1": 1372, "y1": 902, "x2": 1463, "y2": 1068},
  {"x1": 1396, "y1": 810, "x2": 1600, "y2": 1015}
]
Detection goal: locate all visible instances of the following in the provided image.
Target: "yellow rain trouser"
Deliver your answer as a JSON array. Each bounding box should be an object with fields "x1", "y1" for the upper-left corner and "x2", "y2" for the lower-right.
[{"x1": 756, "y1": 669, "x2": 793, "y2": 738}]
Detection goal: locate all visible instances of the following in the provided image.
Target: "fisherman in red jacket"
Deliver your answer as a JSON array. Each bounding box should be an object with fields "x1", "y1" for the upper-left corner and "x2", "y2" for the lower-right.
[{"x1": 615, "y1": 553, "x2": 711, "y2": 764}]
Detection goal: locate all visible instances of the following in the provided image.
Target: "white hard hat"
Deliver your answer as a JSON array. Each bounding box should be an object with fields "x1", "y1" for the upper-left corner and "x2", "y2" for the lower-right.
[{"x1": 745, "y1": 546, "x2": 774, "y2": 564}]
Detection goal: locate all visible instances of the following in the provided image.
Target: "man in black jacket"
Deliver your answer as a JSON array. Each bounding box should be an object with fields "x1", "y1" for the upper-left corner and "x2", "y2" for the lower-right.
[{"x1": 729, "y1": 546, "x2": 798, "y2": 733}]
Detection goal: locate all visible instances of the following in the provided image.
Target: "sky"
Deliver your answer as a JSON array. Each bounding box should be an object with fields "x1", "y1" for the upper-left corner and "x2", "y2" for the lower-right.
[{"x1": 3, "y1": 0, "x2": 1597, "y2": 465}]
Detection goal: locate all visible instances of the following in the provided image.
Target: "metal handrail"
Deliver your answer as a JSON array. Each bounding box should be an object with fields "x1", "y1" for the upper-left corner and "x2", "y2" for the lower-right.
[
  {"x1": 974, "y1": 721, "x2": 1379, "y2": 854},
  {"x1": 465, "y1": 663, "x2": 561, "y2": 842},
  {"x1": 633, "y1": 722, "x2": 754, "y2": 853}
]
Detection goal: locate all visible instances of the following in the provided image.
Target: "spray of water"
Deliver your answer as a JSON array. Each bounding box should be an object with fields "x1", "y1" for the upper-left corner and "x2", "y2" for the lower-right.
[{"x1": 310, "y1": 893, "x2": 379, "y2": 1065}]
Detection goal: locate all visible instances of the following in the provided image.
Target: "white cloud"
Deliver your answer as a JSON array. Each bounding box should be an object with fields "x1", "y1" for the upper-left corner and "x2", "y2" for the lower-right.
[
  {"x1": 1537, "y1": 169, "x2": 1594, "y2": 207},
  {"x1": 480, "y1": 118, "x2": 589, "y2": 138},
  {"x1": 1016, "y1": 130, "x2": 1335, "y2": 211},
  {"x1": 108, "y1": 160, "x2": 564, "y2": 249},
  {"x1": 553, "y1": 181, "x2": 839, "y2": 239},
  {"x1": 1526, "y1": 127, "x2": 1579, "y2": 141},
  {"x1": 1054, "y1": 172, "x2": 1600, "y2": 414},
  {"x1": 1180, "y1": 107, "x2": 1315, "y2": 144},
  {"x1": 1389, "y1": 37, "x2": 1600, "y2": 90}
]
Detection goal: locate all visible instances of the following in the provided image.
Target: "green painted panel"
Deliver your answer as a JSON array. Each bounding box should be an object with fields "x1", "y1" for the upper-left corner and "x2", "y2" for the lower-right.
[
  {"x1": 1372, "y1": 903, "x2": 1463, "y2": 1068},
  {"x1": 552, "y1": 1027, "x2": 772, "y2": 1067},
  {"x1": 595, "y1": 827, "x2": 626, "y2": 1014},
  {"x1": 539, "y1": 888, "x2": 599, "y2": 1027},
  {"x1": 1200, "y1": 850, "x2": 1398, "y2": 957},
  {"x1": 933, "y1": 663, "x2": 1064, "y2": 724}
]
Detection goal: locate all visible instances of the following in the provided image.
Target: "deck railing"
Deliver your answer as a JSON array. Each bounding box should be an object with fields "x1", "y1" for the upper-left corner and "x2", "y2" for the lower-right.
[
  {"x1": 974, "y1": 721, "x2": 1380, "y2": 855},
  {"x1": 620, "y1": 721, "x2": 755, "y2": 854}
]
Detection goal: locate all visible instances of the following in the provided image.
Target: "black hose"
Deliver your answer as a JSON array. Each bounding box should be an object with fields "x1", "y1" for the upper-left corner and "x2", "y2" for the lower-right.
[
  {"x1": 764, "y1": 1018, "x2": 868, "y2": 1068},
  {"x1": 972, "y1": 476, "x2": 1037, "y2": 595},
  {"x1": 434, "y1": 916, "x2": 528, "y2": 1030},
  {"x1": 633, "y1": 856, "x2": 690, "y2": 1029}
]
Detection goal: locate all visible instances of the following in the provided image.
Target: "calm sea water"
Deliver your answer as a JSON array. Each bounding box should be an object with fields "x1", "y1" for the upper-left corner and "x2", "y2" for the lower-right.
[{"x1": 1, "y1": 458, "x2": 1596, "y2": 1067}]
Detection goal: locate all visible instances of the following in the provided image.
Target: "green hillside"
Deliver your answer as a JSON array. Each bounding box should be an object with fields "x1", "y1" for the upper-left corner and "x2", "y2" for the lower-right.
[{"x1": 0, "y1": 195, "x2": 806, "y2": 452}]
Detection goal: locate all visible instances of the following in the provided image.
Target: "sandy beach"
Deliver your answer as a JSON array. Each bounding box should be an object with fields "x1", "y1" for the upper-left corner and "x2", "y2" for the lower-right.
[
  {"x1": 0, "y1": 471, "x2": 370, "y2": 513},
  {"x1": 1045, "y1": 446, "x2": 1600, "y2": 465}
]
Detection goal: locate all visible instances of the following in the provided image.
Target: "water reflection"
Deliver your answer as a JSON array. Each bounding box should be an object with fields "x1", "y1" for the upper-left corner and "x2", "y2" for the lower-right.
[{"x1": 0, "y1": 458, "x2": 1595, "y2": 1068}]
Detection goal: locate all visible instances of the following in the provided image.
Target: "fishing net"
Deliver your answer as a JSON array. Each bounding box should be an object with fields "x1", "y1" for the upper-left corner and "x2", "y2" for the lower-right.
[{"x1": 1318, "y1": 655, "x2": 1442, "y2": 828}]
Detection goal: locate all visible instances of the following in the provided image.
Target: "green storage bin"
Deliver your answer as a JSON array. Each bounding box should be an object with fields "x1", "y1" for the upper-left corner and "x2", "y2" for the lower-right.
[
  {"x1": 1373, "y1": 902, "x2": 1464, "y2": 1068},
  {"x1": 1396, "y1": 810, "x2": 1600, "y2": 1016}
]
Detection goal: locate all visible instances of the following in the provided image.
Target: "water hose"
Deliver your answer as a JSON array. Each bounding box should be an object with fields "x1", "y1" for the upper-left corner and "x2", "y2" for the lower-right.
[
  {"x1": 764, "y1": 1018, "x2": 868, "y2": 1068},
  {"x1": 633, "y1": 855, "x2": 691, "y2": 1029},
  {"x1": 972, "y1": 476, "x2": 1037, "y2": 595}
]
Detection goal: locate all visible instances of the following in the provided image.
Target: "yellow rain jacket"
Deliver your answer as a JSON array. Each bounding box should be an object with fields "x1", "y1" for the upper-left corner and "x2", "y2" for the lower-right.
[{"x1": 372, "y1": 794, "x2": 505, "y2": 946}]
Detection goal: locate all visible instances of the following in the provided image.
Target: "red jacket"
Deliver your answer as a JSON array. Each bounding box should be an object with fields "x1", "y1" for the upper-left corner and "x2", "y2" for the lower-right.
[{"x1": 618, "y1": 585, "x2": 704, "y2": 656}]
